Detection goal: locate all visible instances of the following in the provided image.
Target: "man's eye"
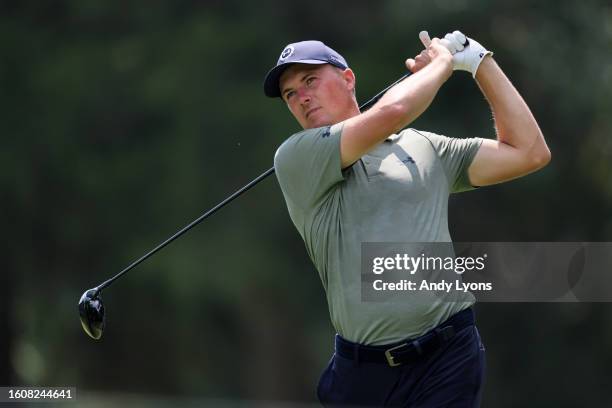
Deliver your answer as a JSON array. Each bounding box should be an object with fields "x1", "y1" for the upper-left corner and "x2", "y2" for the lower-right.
[
  {"x1": 285, "y1": 91, "x2": 296, "y2": 100},
  {"x1": 306, "y1": 77, "x2": 315, "y2": 86}
]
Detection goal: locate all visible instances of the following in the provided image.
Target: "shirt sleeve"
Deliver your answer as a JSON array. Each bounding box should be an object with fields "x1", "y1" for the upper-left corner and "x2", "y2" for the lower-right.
[
  {"x1": 416, "y1": 130, "x2": 483, "y2": 193},
  {"x1": 274, "y1": 123, "x2": 345, "y2": 208}
]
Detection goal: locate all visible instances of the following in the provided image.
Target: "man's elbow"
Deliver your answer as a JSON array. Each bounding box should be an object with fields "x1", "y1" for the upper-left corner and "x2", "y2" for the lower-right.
[{"x1": 527, "y1": 141, "x2": 551, "y2": 171}]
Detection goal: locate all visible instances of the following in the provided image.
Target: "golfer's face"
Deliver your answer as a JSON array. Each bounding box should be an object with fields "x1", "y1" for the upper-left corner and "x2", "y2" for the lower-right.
[{"x1": 279, "y1": 64, "x2": 351, "y2": 129}]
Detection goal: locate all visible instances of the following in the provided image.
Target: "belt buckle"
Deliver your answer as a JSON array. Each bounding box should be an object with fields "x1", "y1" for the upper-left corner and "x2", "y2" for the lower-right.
[{"x1": 384, "y1": 343, "x2": 408, "y2": 367}]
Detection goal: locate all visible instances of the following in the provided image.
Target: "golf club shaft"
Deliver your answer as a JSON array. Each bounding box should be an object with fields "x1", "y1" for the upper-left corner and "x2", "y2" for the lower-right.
[
  {"x1": 97, "y1": 166, "x2": 275, "y2": 291},
  {"x1": 359, "y1": 72, "x2": 411, "y2": 112},
  {"x1": 96, "y1": 71, "x2": 412, "y2": 292}
]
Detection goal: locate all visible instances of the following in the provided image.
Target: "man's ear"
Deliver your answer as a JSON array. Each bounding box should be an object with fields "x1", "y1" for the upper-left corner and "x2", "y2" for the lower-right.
[{"x1": 342, "y1": 68, "x2": 356, "y2": 92}]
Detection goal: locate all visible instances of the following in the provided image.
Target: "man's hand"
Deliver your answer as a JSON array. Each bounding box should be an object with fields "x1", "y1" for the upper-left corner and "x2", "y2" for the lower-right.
[
  {"x1": 407, "y1": 30, "x2": 493, "y2": 78},
  {"x1": 441, "y1": 30, "x2": 493, "y2": 78},
  {"x1": 405, "y1": 32, "x2": 454, "y2": 75}
]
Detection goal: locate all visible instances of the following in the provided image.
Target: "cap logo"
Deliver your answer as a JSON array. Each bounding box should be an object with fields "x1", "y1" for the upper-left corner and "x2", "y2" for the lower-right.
[{"x1": 279, "y1": 46, "x2": 295, "y2": 60}]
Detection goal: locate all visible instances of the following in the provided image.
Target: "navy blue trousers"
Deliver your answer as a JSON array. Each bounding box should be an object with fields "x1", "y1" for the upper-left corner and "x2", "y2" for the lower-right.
[{"x1": 317, "y1": 323, "x2": 486, "y2": 407}]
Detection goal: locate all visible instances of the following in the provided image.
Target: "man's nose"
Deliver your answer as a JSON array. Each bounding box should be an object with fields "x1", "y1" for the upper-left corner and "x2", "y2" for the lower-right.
[{"x1": 297, "y1": 87, "x2": 311, "y2": 104}]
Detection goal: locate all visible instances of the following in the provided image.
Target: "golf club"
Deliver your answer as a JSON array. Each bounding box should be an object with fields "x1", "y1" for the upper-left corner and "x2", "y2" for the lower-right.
[{"x1": 79, "y1": 72, "x2": 412, "y2": 340}]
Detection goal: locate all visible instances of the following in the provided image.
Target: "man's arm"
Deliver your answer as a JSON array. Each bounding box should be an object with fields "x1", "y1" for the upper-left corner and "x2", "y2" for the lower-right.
[
  {"x1": 467, "y1": 56, "x2": 551, "y2": 186},
  {"x1": 339, "y1": 39, "x2": 453, "y2": 169}
]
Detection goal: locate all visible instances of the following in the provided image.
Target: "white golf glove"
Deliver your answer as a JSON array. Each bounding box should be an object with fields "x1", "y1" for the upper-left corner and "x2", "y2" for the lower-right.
[{"x1": 421, "y1": 30, "x2": 493, "y2": 78}]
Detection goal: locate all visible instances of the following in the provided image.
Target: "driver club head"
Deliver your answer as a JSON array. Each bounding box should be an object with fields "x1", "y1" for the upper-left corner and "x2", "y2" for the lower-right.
[{"x1": 78, "y1": 288, "x2": 105, "y2": 340}]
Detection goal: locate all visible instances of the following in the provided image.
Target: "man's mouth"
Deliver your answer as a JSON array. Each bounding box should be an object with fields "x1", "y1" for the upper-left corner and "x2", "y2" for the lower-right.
[{"x1": 305, "y1": 107, "x2": 321, "y2": 119}]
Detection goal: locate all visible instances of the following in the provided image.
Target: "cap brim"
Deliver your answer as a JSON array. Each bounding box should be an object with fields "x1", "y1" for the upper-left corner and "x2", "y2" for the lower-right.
[{"x1": 263, "y1": 59, "x2": 328, "y2": 98}]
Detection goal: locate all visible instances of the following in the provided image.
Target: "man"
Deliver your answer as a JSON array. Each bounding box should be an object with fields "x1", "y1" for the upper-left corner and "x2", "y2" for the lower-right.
[{"x1": 264, "y1": 31, "x2": 550, "y2": 407}]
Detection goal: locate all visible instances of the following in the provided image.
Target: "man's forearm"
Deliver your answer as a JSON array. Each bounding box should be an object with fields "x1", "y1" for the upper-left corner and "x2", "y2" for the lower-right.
[
  {"x1": 339, "y1": 45, "x2": 452, "y2": 168},
  {"x1": 475, "y1": 56, "x2": 549, "y2": 158},
  {"x1": 374, "y1": 57, "x2": 452, "y2": 132}
]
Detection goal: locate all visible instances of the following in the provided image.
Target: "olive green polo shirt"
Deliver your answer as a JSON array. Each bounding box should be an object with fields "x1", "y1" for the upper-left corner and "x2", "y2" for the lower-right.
[{"x1": 274, "y1": 124, "x2": 483, "y2": 345}]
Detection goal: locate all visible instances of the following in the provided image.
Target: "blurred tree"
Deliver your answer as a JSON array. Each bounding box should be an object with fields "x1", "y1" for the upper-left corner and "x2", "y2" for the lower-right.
[{"x1": 0, "y1": 272, "x2": 11, "y2": 385}]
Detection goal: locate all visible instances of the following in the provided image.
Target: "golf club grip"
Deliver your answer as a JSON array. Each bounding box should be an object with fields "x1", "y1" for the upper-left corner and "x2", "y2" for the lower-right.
[{"x1": 95, "y1": 72, "x2": 412, "y2": 292}]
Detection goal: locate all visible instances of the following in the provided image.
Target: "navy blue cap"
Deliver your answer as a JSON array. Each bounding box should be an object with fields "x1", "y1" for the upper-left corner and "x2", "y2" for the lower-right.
[{"x1": 263, "y1": 40, "x2": 349, "y2": 98}]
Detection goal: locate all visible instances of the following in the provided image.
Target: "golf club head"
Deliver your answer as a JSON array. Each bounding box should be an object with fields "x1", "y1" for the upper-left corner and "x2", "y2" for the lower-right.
[{"x1": 78, "y1": 288, "x2": 105, "y2": 340}]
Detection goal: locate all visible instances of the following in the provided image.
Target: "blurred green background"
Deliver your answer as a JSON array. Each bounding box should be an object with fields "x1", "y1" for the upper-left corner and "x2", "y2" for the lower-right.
[{"x1": 2, "y1": 0, "x2": 612, "y2": 406}]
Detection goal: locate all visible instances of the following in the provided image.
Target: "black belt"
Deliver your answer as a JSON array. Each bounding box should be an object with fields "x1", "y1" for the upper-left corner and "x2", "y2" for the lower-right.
[{"x1": 335, "y1": 307, "x2": 475, "y2": 367}]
